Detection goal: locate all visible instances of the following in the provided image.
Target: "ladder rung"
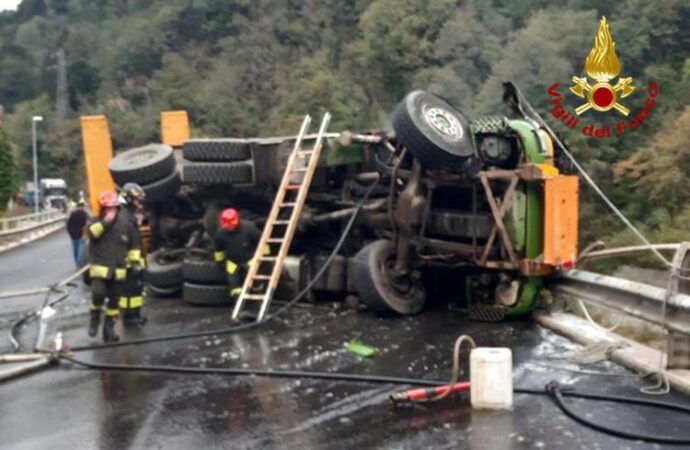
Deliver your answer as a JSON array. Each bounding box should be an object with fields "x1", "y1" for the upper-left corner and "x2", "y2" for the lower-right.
[
  {"x1": 285, "y1": 184, "x2": 302, "y2": 191},
  {"x1": 293, "y1": 167, "x2": 308, "y2": 172},
  {"x1": 267, "y1": 238, "x2": 284, "y2": 243},
  {"x1": 272, "y1": 220, "x2": 290, "y2": 225},
  {"x1": 253, "y1": 275, "x2": 271, "y2": 280},
  {"x1": 242, "y1": 294, "x2": 266, "y2": 300},
  {"x1": 280, "y1": 203, "x2": 296, "y2": 207},
  {"x1": 259, "y1": 257, "x2": 277, "y2": 261},
  {"x1": 298, "y1": 150, "x2": 314, "y2": 155}
]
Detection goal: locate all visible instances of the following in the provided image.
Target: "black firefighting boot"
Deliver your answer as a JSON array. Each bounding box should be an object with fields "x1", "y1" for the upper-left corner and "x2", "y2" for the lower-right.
[
  {"x1": 88, "y1": 309, "x2": 101, "y2": 337},
  {"x1": 123, "y1": 308, "x2": 148, "y2": 327},
  {"x1": 103, "y1": 316, "x2": 120, "y2": 343}
]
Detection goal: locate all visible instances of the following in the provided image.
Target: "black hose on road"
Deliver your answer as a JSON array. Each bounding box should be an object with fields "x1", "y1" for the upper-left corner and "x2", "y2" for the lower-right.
[
  {"x1": 58, "y1": 354, "x2": 690, "y2": 445},
  {"x1": 543, "y1": 382, "x2": 690, "y2": 445}
]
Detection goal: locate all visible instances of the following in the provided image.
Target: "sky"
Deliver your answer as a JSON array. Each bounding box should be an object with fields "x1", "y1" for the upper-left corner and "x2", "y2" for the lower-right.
[{"x1": 0, "y1": 0, "x2": 20, "y2": 12}]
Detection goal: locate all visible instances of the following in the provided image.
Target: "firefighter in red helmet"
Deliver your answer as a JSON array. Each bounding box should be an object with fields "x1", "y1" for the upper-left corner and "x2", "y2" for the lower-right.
[
  {"x1": 213, "y1": 208, "x2": 268, "y2": 299},
  {"x1": 86, "y1": 191, "x2": 139, "y2": 342}
]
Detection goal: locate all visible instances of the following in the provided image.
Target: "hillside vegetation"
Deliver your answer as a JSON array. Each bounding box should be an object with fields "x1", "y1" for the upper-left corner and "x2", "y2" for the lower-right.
[{"x1": 0, "y1": 0, "x2": 689, "y2": 246}]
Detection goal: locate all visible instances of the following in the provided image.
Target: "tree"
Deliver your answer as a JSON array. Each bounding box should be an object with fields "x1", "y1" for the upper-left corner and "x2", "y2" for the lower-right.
[
  {"x1": 614, "y1": 107, "x2": 690, "y2": 216},
  {"x1": 473, "y1": 8, "x2": 598, "y2": 114},
  {"x1": 345, "y1": 0, "x2": 455, "y2": 112},
  {"x1": 0, "y1": 127, "x2": 18, "y2": 212}
]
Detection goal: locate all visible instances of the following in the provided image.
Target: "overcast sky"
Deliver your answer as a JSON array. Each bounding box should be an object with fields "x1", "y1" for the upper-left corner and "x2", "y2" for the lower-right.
[{"x1": 0, "y1": 0, "x2": 21, "y2": 12}]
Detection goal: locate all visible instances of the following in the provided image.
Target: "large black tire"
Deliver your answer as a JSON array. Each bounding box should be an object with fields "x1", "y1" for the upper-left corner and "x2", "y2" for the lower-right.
[
  {"x1": 391, "y1": 90, "x2": 474, "y2": 171},
  {"x1": 183, "y1": 139, "x2": 252, "y2": 162},
  {"x1": 146, "y1": 283, "x2": 181, "y2": 298},
  {"x1": 141, "y1": 170, "x2": 181, "y2": 204},
  {"x1": 145, "y1": 249, "x2": 184, "y2": 287},
  {"x1": 352, "y1": 240, "x2": 426, "y2": 316},
  {"x1": 183, "y1": 282, "x2": 231, "y2": 306},
  {"x1": 183, "y1": 254, "x2": 227, "y2": 284},
  {"x1": 109, "y1": 144, "x2": 176, "y2": 186},
  {"x1": 182, "y1": 162, "x2": 253, "y2": 185}
]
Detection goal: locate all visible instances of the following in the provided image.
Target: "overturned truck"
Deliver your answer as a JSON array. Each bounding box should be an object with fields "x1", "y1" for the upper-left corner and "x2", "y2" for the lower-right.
[{"x1": 87, "y1": 83, "x2": 579, "y2": 319}]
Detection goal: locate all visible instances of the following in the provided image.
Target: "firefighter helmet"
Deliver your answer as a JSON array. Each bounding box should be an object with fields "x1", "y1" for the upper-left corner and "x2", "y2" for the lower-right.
[
  {"x1": 98, "y1": 191, "x2": 120, "y2": 208},
  {"x1": 220, "y1": 208, "x2": 240, "y2": 231},
  {"x1": 121, "y1": 182, "x2": 146, "y2": 204}
]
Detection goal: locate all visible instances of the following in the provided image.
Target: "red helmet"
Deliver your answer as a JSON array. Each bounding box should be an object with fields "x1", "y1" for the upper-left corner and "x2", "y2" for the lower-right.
[
  {"x1": 98, "y1": 191, "x2": 120, "y2": 208},
  {"x1": 220, "y1": 208, "x2": 240, "y2": 231}
]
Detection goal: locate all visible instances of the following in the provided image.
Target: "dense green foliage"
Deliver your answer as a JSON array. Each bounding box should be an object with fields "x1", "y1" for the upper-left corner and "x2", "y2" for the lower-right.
[
  {"x1": 0, "y1": 0, "x2": 688, "y2": 245},
  {"x1": 0, "y1": 126, "x2": 18, "y2": 212}
]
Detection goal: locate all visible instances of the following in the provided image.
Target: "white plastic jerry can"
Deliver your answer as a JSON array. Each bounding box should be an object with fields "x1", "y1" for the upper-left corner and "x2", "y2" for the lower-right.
[{"x1": 470, "y1": 347, "x2": 513, "y2": 410}]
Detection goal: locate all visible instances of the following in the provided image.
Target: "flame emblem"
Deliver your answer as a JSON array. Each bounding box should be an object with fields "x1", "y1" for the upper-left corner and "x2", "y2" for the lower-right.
[{"x1": 569, "y1": 17, "x2": 635, "y2": 116}]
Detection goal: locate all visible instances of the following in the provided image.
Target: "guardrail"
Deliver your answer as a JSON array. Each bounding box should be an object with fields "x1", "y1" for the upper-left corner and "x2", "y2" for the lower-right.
[
  {"x1": 0, "y1": 211, "x2": 66, "y2": 238},
  {"x1": 550, "y1": 269, "x2": 690, "y2": 336}
]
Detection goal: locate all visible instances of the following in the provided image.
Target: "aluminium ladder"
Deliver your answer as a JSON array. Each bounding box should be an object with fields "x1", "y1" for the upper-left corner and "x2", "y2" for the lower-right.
[{"x1": 232, "y1": 113, "x2": 332, "y2": 321}]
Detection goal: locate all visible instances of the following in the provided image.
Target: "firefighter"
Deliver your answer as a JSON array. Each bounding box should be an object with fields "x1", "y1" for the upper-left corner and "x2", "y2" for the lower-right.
[
  {"x1": 213, "y1": 208, "x2": 268, "y2": 298},
  {"x1": 118, "y1": 182, "x2": 147, "y2": 327},
  {"x1": 86, "y1": 191, "x2": 138, "y2": 342}
]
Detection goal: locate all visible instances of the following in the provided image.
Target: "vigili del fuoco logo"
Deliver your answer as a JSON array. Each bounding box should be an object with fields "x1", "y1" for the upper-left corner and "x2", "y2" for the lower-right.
[{"x1": 546, "y1": 17, "x2": 658, "y2": 139}]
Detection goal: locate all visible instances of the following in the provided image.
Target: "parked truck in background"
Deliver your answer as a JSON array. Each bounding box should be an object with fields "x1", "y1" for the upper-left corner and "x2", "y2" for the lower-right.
[
  {"x1": 40, "y1": 178, "x2": 68, "y2": 211},
  {"x1": 22, "y1": 179, "x2": 69, "y2": 212}
]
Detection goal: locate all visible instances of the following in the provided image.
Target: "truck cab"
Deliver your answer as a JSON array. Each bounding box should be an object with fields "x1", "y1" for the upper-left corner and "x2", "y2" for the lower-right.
[{"x1": 40, "y1": 178, "x2": 68, "y2": 211}]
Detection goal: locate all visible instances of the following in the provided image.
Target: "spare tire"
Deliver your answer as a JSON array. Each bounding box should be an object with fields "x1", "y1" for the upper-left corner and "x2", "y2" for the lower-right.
[
  {"x1": 146, "y1": 283, "x2": 181, "y2": 298},
  {"x1": 183, "y1": 282, "x2": 230, "y2": 306},
  {"x1": 391, "y1": 91, "x2": 474, "y2": 171},
  {"x1": 352, "y1": 240, "x2": 426, "y2": 316},
  {"x1": 145, "y1": 249, "x2": 184, "y2": 287},
  {"x1": 182, "y1": 162, "x2": 253, "y2": 185},
  {"x1": 183, "y1": 139, "x2": 252, "y2": 162},
  {"x1": 109, "y1": 144, "x2": 176, "y2": 185},
  {"x1": 183, "y1": 254, "x2": 226, "y2": 284},
  {"x1": 141, "y1": 170, "x2": 181, "y2": 204}
]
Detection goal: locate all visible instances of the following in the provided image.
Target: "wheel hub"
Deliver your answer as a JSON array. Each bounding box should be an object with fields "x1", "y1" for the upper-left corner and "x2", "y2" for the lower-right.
[
  {"x1": 383, "y1": 259, "x2": 415, "y2": 295},
  {"x1": 423, "y1": 106, "x2": 464, "y2": 140},
  {"x1": 128, "y1": 150, "x2": 157, "y2": 164}
]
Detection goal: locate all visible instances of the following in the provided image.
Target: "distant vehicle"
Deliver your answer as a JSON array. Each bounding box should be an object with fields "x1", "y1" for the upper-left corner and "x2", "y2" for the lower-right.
[
  {"x1": 40, "y1": 178, "x2": 68, "y2": 211},
  {"x1": 22, "y1": 179, "x2": 68, "y2": 211}
]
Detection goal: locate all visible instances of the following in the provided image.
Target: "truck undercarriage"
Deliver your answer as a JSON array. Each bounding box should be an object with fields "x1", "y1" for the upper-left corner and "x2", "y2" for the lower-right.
[{"x1": 83, "y1": 83, "x2": 579, "y2": 319}]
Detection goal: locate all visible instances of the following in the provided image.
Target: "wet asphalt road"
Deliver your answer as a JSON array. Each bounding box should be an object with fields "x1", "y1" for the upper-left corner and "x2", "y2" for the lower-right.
[
  {"x1": 0, "y1": 230, "x2": 75, "y2": 292},
  {"x1": 1, "y1": 238, "x2": 690, "y2": 449}
]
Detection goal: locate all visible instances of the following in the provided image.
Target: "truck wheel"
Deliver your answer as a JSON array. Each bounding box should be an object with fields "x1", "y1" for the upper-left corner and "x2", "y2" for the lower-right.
[
  {"x1": 183, "y1": 139, "x2": 252, "y2": 162},
  {"x1": 146, "y1": 283, "x2": 181, "y2": 298},
  {"x1": 141, "y1": 170, "x2": 181, "y2": 204},
  {"x1": 391, "y1": 90, "x2": 473, "y2": 171},
  {"x1": 182, "y1": 162, "x2": 253, "y2": 185},
  {"x1": 352, "y1": 240, "x2": 426, "y2": 316},
  {"x1": 109, "y1": 144, "x2": 175, "y2": 186},
  {"x1": 145, "y1": 249, "x2": 184, "y2": 287},
  {"x1": 183, "y1": 282, "x2": 230, "y2": 306},
  {"x1": 183, "y1": 254, "x2": 227, "y2": 284}
]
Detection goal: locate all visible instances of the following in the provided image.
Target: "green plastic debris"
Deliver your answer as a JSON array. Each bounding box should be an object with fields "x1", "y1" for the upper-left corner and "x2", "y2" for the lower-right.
[{"x1": 347, "y1": 337, "x2": 378, "y2": 357}]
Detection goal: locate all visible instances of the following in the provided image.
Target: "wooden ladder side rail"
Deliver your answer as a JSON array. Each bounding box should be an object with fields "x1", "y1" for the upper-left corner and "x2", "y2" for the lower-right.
[
  {"x1": 232, "y1": 115, "x2": 312, "y2": 319},
  {"x1": 256, "y1": 112, "x2": 332, "y2": 321}
]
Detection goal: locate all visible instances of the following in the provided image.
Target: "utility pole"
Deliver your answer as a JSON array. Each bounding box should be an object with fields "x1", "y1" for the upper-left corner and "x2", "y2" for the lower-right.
[
  {"x1": 31, "y1": 116, "x2": 43, "y2": 215},
  {"x1": 55, "y1": 49, "x2": 68, "y2": 121}
]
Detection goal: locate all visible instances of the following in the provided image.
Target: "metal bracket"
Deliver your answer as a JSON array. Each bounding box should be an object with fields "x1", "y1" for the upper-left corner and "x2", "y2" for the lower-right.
[{"x1": 476, "y1": 172, "x2": 519, "y2": 267}]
